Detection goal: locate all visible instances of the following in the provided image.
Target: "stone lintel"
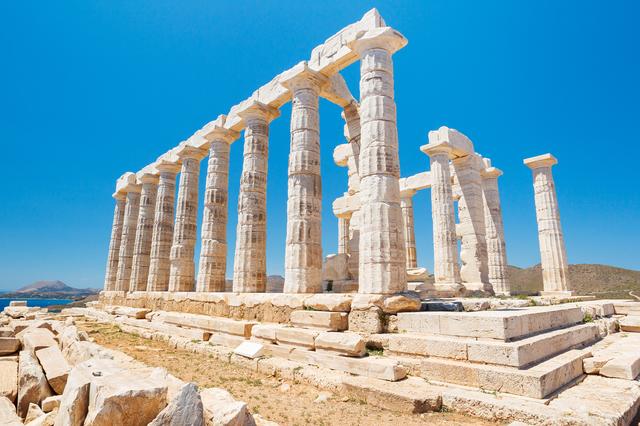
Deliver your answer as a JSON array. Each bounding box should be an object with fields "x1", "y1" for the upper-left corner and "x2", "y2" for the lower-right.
[
  {"x1": 236, "y1": 100, "x2": 280, "y2": 124},
  {"x1": 155, "y1": 159, "x2": 182, "y2": 174},
  {"x1": 280, "y1": 61, "x2": 329, "y2": 92},
  {"x1": 524, "y1": 153, "x2": 558, "y2": 169},
  {"x1": 175, "y1": 142, "x2": 208, "y2": 161},
  {"x1": 399, "y1": 171, "x2": 432, "y2": 193},
  {"x1": 349, "y1": 26, "x2": 408, "y2": 56},
  {"x1": 320, "y1": 74, "x2": 356, "y2": 108},
  {"x1": 115, "y1": 172, "x2": 136, "y2": 194},
  {"x1": 481, "y1": 166, "x2": 503, "y2": 179},
  {"x1": 424, "y1": 126, "x2": 474, "y2": 159},
  {"x1": 201, "y1": 115, "x2": 240, "y2": 144},
  {"x1": 185, "y1": 129, "x2": 210, "y2": 151},
  {"x1": 136, "y1": 172, "x2": 159, "y2": 185},
  {"x1": 333, "y1": 193, "x2": 360, "y2": 217}
]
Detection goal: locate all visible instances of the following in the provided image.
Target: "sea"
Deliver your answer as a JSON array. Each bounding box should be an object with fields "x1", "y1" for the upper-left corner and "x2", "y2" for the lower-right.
[{"x1": 0, "y1": 298, "x2": 73, "y2": 310}]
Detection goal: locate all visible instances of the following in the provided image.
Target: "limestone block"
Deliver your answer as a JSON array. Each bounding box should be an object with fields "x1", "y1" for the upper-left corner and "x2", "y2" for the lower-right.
[
  {"x1": 342, "y1": 376, "x2": 441, "y2": 413},
  {"x1": 200, "y1": 388, "x2": 254, "y2": 426},
  {"x1": 275, "y1": 327, "x2": 319, "y2": 349},
  {"x1": 303, "y1": 294, "x2": 352, "y2": 312},
  {"x1": 308, "y1": 351, "x2": 406, "y2": 382},
  {"x1": 250, "y1": 325, "x2": 280, "y2": 343},
  {"x1": 387, "y1": 334, "x2": 467, "y2": 360},
  {"x1": 83, "y1": 369, "x2": 168, "y2": 426},
  {"x1": 153, "y1": 312, "x2": 255, "y2": 337},
  {"x1": 289, "y1": 311, "x2": 348, "y2": 331},
  {"x1": 9, "y1": 321, "x2": 31, "y2": 334},
  {"x1": 35, "y1": 346, "x2": 70, "y2": 394},
  {"x1": 315, "y1": 331, "x2": 365, "y2": 357},
  {"x1": 3, "y1": 306, "x2": 30, "y2": 319},
  {"x1": 208, "y1": 333, "x2": 247, "y2": 349},
  {"x1": 116, "y1": 317, "x2": 211, "y2": 342},
  {"x1": 0, "y1": 327, "x2": 14, "y2": 338},
  {"x1": 21, "y1": 329, "x2": 57, "y2": 353},
  {"x1": 24, "y1": 408, "x2": 57, "y2": 426},
  {"x1": 24, "y1": 403, "x2": 44, "y2": 423},
  {"x1": 348, "y1": 308, "x2": 383, "y2": 334},
  {"x1": 9, "y1": 301, "x2": 27, "y2": 307},
  {"x1": 59, "y1": 326, "x2": 79, "y2": 351},
  {"x1": 0, "y1": 358, "x2": 18, "y2": 403},
  {"x1": 0, "y1": 396, "x2": 22, "y2": 426},
  {"x1": 112, "y1": 307, "x2": 151, "y2": 319},
  {"x1": 149, "y1": 382, "x2": 203, "y2": 426},
  {"x1": 619, "y1": 315, "x2": 640, "y2": 332},
  {"x1": 233, "y1": 342, "x2": 264, "y2": 359},
  {"x1": 61, "y1": 341, "x2": 111, "y2": 367},
  {"x1": 41, "y1": 395, "x2": 61, "y2": 413},
  {"x1": 0, "y1": 337, "x2": 20, "y2": 355},
  {"x1": 18, "y1": 350, "x2": 53, "y2": 417},
  {"x1": 599, "y1": 354, "x2": 640, "y2": 380}
]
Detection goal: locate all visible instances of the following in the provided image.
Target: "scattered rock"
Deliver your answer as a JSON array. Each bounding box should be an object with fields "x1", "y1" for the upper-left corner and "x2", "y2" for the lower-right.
[
  {"x1": 35, "y1": 346, "x2": 71, "y2": 394},
  {"x1": 313, "y1": 391, "x2": 332, "y2": 403},
  {"x1": 200, "y1": 388, "x2": 254, "y2": 426},
  {"x1": 18, "y1": 350, "x2": 53, "y2": 417},
  {"x1": 278, "y1": 383, "x2": 290, "y2": 393},
  {"x1": 0, "y1": 337, "x2": 21, "y2": 355},
  {"x1": 41, "y1": 395, "x2": 62, "y2": 413},
  {"x1": 0, "y1": 357, "x2": 18, "y2": 403},
  {"x1": 149, "y1": 383, "x2": 203, "y2": 426},
  {"x1": 0, "y1": 395, "x2": 22, "y2": 426},
  {"x1": 24, "y1": 403, "x2": 44, "y2": 423}
]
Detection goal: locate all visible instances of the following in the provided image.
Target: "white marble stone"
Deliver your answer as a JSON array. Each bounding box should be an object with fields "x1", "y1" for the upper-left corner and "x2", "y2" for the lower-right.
[
  {"x1": 114, "y1": 184, "x2": 141, "y2": 292},
  {"x1": 103, "y1": 193, "x2": 126, "y2": 292},
  {"x1": 129, "y1": 172, "x2": 159, "y2": 292}
]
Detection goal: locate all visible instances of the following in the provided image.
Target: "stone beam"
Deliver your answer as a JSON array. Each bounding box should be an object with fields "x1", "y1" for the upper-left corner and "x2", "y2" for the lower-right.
[{"x1": 424, "y1": 126, "x2": 475, "y2": 159}]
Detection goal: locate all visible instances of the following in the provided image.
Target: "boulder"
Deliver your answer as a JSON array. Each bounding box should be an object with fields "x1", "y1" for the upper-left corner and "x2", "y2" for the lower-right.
[
  {"x1": 0, "y1": 395, "x2": 22, "y2": 426},
  {"x1": 3, "y1": 306, "x2": 30, "y2": 319},
  {"x1": 83, "y1": 368, "x2": 168, "y2": 426},
  {"x1": 315, "y1": 332, "x2": 365, "y2": 357},
  {"x1": 24, "y1": 403, "x2": 44, "y2": 424},
  {"x1": 17, "y1": 350, "x2": 54, "y2": 417},
  {"x1": 59, "y1": 327, "x2": 79, "y2": 351},
  {"x1": 35, "y1": 346, "x2": 70, "y2": 394},
  {"x1": 0, "y1": 358, "x2": 18, "y2": 403},
  {"x1": 24, "y1": 408, "x2": 57, "y2": 426},
  {"x1": 41, "y1": 395, "x2": 61, "y2": 413},
  {"x1": 200, "y1": 388, "x2": 255, "y2": 426},
  {"x1": 149, "y1": 383, "x2": 203, "y2": 426},
  {"x1": 0, "y1": 337, "x2": 21, "y2": 355}
]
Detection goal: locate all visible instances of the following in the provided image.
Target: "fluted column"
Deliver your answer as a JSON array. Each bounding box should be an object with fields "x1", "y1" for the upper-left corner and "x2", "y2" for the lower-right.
[
  {"x1": 196, "y1": 123, "x2": 239, "y2": 292},
  {"x1": 400, "y1": 191, "x2": 418, "y2": 269},
  {"x1": 337, "y1": 214, "x2": 351, "y2": 255},
  {"x1": 147, "y1": 162, "x2": 181, "y2": 291},
  {"x1": 114, "y1": 185, "x2": 142, "y2": 292},
  {"x1": 129, "y1": 173, "x2": 159, "y2": 292},
  {"x1": 421, "y1": 142, "x2": 462, "y2": 291},
  {"x1": 282, "y1": 64, "x2": 326, "y2": 293},
  {"x1": 168, "y1": 145, "x2": 207, "y2": 292},
  {"x1": 524, "y1": 153, "x2": 571, "y2": 296},
  {"x1": 453, "y1": 154, "x2": 490, "y2": 292},
  {"x1": 481, "y1": 165, "x2": 510, "y2": 295},
  {"x1": 350, "y1": 27, "x2": 408, "y2": 294},
  {"x1": 103, "y1": 193, "x2": 126, "y2": 291},
  {"x1": 233, "y1": 101, "x2": 280, "y2": 293}
]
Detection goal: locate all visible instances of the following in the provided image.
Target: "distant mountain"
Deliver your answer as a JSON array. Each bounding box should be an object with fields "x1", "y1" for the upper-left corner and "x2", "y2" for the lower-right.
[
  {"x1": 1, "y1": 280, "x2": 100, "y2": 299},
  {"x1": 508, "y1": 264, "x2": 640, "y2": 298}
]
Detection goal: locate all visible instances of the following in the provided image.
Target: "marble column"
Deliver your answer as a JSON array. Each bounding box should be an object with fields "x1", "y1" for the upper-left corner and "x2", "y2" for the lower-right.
[
  {"x1": 337, "y1": 214, "x2": 351, "y2": 255},
  {"x1": 400, "y1": 190, "x2": 418, "y2": 269},
  {"x1": 282, "y1": 65, "x2": 326, "y2": 293},
  {"x1": 421, "y1": 142, "x2": 462, "y2": 291},
  {"x1": 114, "y1": 185, "x2": 142, "y2": 292},
  {"x1": 524, "y1": 153, "x2": 571, "y2": 296},
  {"x1": 147, "y1": 162, "x2": 181, "y2": 292},
  {"x1": 168, "y1": 145, "x2": 207, "y2": 292},
  {"x1": 350, "y1": 27, "x2": 408, "y2": 294},
  {"x1": 103, "y1": 193, "x2": 126, "y2": 291},
  {"x1": 129, "y1": 173, "x2": 159, "y2": 292},
  {"x1": 453, "y1": 154, "x2": 491, "y2": 293},
  {"x1": 196, "y1": 125, "x2": 239, "y2": 292},
  {"x1": 481, "y1": 164, "x2": 510, "y2": 296},
  {"x1": 233, "y1": 101, "x2": 280, "y2": 293}
]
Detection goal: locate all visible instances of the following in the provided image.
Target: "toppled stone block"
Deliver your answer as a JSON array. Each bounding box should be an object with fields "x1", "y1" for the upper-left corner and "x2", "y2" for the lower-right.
[
  {"x1": 0, "y1": 327, "x2": 14, "y2": 337},
  {"x1": 41, "y1": 395, "x2": 62, "y2": 413},
  {"x1": 200, "y1": 388, "x2": 254, "y2": 426},
  {"x1": 619, "y1": 316, "x2": 640, "y2": 332},
  {"x1": 59, "y1": 326, "x2": 80, "y2": 350},
  {"x1": 303, "y1": 294, "x2": 352, "y2": 312},
  {"x1": 83, "y1": 368, "x2": 168, "y2": 426},
  {"x1": 20, "y1": 329, "x2": 57, "y2": 353},
  {"x1": 315, "y1": 332, "x2": 365, "y2": 357},
  {"x1": 275, "y1": 327, "x2": 319, "y2": 349},
  {"x1": 149, "y1": 382, "x2": 203, "y2": 426},
  {"x1": 153, "y1": 312, "x2": 256, "y2": 337},
  {"x1": 307, "y1": 351, "x2": 406, "y2": 381},
  {"x1": 116, "y1": 317, "x2": 211, "y2": 342},
  {"x1": 343, "y1": 376, "x2": 441, "y2": 413},
  {"x1": 24, "y1": 403, "x2": 44, "y2": 423},
  {"x1": 35, "y1": 346, "x2": 71, "y2": 394},
  {"x1": 0, "y1": 337, "x2": 20, "y2": 355},
  {"x1": 3, "y1": 306, "x2": 30, "y2": 319},
  {"x1": 18, "y1": 350, "x2": 53, "y2": 417},
  {"x1": 0, "y1": 358, "x2": 18, "y2": 403},
  {"x1": 599, "y1": 354, "x2": 640, "y2": 380},
  {"x1": 9, "y1": 301, "x2": 27, "y2": 307},
  {"x1": 0, "y1": 395, "x2": 22, "y2": 426},
  {"x1": 112, "y1": 306, "x2": 151, "y2": 319},
  {"x1": 289, "y1": 311, "x2": 348, "y2": 331},
  {"x1": 234, "y1": 342, "x2": 264, "y2": 359}
]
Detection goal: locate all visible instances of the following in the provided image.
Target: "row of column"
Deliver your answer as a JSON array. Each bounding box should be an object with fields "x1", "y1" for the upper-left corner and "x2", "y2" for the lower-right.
[{"x1": 104, "y1": 27, "x2": 409, "y2": 295}]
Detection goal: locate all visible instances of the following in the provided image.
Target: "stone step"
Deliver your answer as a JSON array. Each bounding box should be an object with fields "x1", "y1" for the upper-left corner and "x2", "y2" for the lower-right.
[
  {"x1": 397, "y1": 305, "x2": 584, "y2": 341},
  {"x1": 387, "y1": 323, "x2": 599, "y2": 367},
  {"x1": 414, "y1": 348, "x2": 590, "y2": 398},
  {"x1": 151, "y1": 311, "x2": 256, "y2": 337},
  {"x1": 342, "y1": 376, "x2": 442, "y2": 413}
]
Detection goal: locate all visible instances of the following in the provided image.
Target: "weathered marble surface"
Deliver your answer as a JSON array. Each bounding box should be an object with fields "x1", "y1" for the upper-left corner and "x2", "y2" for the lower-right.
[
  {"x1": 129, "y1": 173, "x2": 159, "y2": 292},
  {"x1": 115, "y1": 187, "x2": 141, "y2": 292},
  {"x1": 103, "y1": 194, "x2": 126, "y2": 292}
]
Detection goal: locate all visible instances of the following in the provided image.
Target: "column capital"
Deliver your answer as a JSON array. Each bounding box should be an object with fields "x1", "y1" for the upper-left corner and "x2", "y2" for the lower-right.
[
  {"x1": 524, "y1": 153, "x2": 558, "y2": 169},
  {"x1": 121, "y1": 182, "x2": 142, "y2": 194},
  {"x1": 202, "y1": 115, "x2": 240, "y2": 144},
  {"x1": 420, "y1": 141, "x2": 454, "y2": 158},
  {"x1": 155, "y1": 159, "x2": 182, "y2": 174},
  {"x1": 175, "y1": 142, "x2": 208, "y2": 161},
  {"x1": 237, "y1": 100, "x2": 280, "y2": 124},
  {"x1": 400, "y1": 188, "x2": 416, "y2": 200},
  {"x1": 349, "y1": 27, "x2": 408, "y2": 56},
  {"x1": 481, "y1": 166, "x2": 503, "y2": 179},
  {"x1": 112, "y1": 192, "x2": 126, "y2": 201},
  {"x1": 280, "y1": 61, "x2": 328, "y2": 92},
  {"x1": 136, "y1": 172, "x2": 159, "y2": 185}
]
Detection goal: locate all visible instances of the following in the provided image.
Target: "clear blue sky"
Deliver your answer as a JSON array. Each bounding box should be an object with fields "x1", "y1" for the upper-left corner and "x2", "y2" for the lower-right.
[{"x1": 1, "y1": 1, "x2": 638, "y2": 290}]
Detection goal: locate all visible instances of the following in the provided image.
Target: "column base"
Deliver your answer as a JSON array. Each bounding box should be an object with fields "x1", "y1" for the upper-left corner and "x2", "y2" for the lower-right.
[
  {"x1": 462, "y1": 281, "x2": 494, "y2": 295},
  {"x1": 539, "y1": 290, "x2": 574, "y2": 298},
  {"x1": 432, "y1": 282, "x2": 466, "y2": 297}
]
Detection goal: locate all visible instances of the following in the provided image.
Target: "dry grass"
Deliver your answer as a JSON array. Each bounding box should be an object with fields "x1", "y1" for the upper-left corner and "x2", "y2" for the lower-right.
[{"x1": 78, "y1": 320, "x2": 494, "y2": 426}]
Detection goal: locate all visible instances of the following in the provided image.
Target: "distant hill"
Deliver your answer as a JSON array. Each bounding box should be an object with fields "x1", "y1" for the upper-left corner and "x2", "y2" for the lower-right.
[
  {"x1": 508, "y1": 264, "x2": 640, "y2": 298},
  {"x1": 225, "y1": 275, "x2": 284, "y2": 293},
  {"x1": 1, "y1": 280, "x2": 100, "y2": 299}
]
